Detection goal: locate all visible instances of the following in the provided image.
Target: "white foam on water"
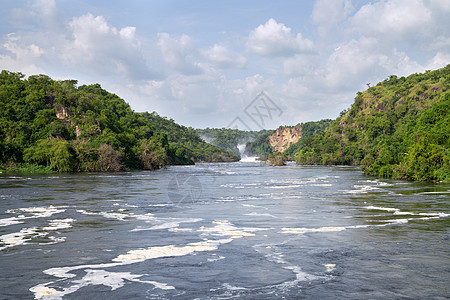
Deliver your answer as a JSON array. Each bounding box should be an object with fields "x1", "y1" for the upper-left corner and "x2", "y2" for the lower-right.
[
  {"x1": 44, "y1": 236, "x2": 66, "y2": 245},
  {"x1": 364, "y1": 205, "x2": 398, "y2": 212},
  {"x1": 169, "y1": 227, "x2": 193, "y2": 232},
  {"x1": 32, "y1": 219, "x2": 264, "y2": 298},
  {"x1": 282, "y1": 205, "x2": 448, "y2": 236},
  {"x1": 324, "y1": 264, "x2": 336, "y2": 272},
  {"x1": 239, "y1": 156, "x2": 260, "y2": 163},
  {"x1": 393, "y1": 211, "x2": 415, "y2": 215},
  {"x1": 255, "y1": 244, "x2": 319, "y2": 290},
  {"x1": 148, "y1": 204, "x2": 174, "y2": 207},
  {"x1": 198, "y1": 220, "x2": 267, "y2": 238},
  {"x1": 418, "y1": 190, "x2": 450, "y2": 194},
  {"x1": 207, "y1": 255, "x2": 225, "y2": 262},
  {"x1": 78, "y1": 269, "x2": 175, "y2": 290},
  {"x1": 129, "y1": 218, "x2": 202, "y2": 232},
  {"x1": 44, "y1": 262, "x2": 121, "y2": 279},
  {"x1": 244, "y1": 212, "x2": 277, "y2": 218},
  {"x1": 0, "y1": 217, "x2": 24, "y2": 227},
  {"x1": 1, "y1": 206, "x2": 65, "y2": 227},
  {"x1": 418, "y1": 212, "x2": 449, "y2": 217},
  {"x1": 8, "y1": 206, "x2": 65, "y2": 216},
  {"x1": 237, "y1": 143, "x2": 260, "y2": 163},
  {"x1": 0, "y1": 227, "x2": 41, "y2": 250},
  {"x1": 283, "y1": 265, "x2": 318, "y2": 284},
  {"x1": 77, "y1": 209, "x2": 155, "y2": 222},
  {"x1": 30, "y1": 284, "x2": 62, "y2": 299},
  {"x1": 1, "y1": 217, "x2": 75, "y2": 250},
  {"x1": 282, "y1": 226, "x2": 347, "y2": 234},
  {"x1": 76, "y1": 210, "x2": 130, "y2": 221},
  {"x1": 242, "y1": 204, "x2": 269, "y2": 210},
  {"x1": 348, "y1": 185, "x2": 381, "y2": 194},
  {"x1": 223, "y1": 283, "x2": 246, "y2": 291},
  {"x1": 365, "y1": 206, "x2": 449, "y2": 219},
  {"x1": 131, "y1": 213, "x2": 156, "y2": 221},
  {"x1": 220, "y1": 183, "x2": 261, "y2": 189},
  {"x1": 42, "y1": 219, "x2": 75, "y2": 231},
  {"x1": 267, "y1": 185, "x2": 303, "y2": 189},
  {"x1": 217, "y1": 171, "x2": 237, "y2": 175},
  {"x1": 30, "y1": 269, "x2": 174, "y2": 299},
  {"x1": 113, "y1": 239, "x2": 232, "y2": 264},
  {"x1": 389, "y1": 219, "x2": 409, "y2": 224},
  {"x1": 416, "y1": 216, "x2": 441, "y2": 221}
]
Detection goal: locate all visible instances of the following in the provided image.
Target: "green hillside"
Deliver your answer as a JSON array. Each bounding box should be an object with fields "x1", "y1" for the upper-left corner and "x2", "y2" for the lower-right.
[
  {"x1": 142, "y1": 112, "x2": 238, "y2": 163},
  {"x1": 0, "y1": 71, "x2": 235, "y2": 172},
  {"x1": 295, "y1": 65, "x2": 450, "y2": 181},
  {"x1": 246, "y1": 130, "x2": 275, "y2": 159}
]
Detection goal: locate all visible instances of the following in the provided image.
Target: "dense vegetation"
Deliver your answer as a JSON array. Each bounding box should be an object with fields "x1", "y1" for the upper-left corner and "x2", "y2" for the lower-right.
[
  {"x1": 196, "y1": 128, "x2": 269, "y2": 156},
  {"x1": 245, "y1": 130, "x2": 275, "y2": 159},
  {"x1": 283, "y1": 119, "x2": 333, "y2": 158},
  {"x1": 0, "y1": 71, "x2": 235, "y2": 172},
  {"x1": 143, "y1": 113, "x2": 238, "y2": 163},
  {"x1": 268, "y1": 152, "x2": 287, "y2": 166},
  {"x1": 295, "y1": 65, "x2": 450, "y2": 182}
]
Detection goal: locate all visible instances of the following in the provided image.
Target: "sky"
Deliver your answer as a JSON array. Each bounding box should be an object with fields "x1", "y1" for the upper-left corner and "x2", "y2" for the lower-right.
[{"x1": 1, "y1": 0, "x2": 449, "y2": 130}]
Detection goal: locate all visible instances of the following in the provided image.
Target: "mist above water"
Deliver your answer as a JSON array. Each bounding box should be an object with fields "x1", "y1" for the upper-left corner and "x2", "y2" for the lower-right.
[{"x1": 237, "y1": 143, "x2": 259, "y2": 162}]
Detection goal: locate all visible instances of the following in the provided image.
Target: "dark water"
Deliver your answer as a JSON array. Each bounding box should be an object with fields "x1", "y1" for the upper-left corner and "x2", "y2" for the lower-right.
[{"x1": 0, "y1": 162, "x2": 449, "y2": 299}]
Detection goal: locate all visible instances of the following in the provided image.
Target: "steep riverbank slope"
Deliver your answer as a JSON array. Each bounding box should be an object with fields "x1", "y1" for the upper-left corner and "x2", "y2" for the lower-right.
[{"x1": 296, "y1": 65, "x2": 450, "y2": 181}]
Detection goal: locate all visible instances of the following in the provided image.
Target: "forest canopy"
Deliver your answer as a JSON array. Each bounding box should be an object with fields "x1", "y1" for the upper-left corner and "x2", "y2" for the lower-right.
[
  {"x1": 0, "y1": 70, "x2": 236, "y2": 172},
  {"x1": 294, "y1": 65, "x2": 450, "y2": 182}
]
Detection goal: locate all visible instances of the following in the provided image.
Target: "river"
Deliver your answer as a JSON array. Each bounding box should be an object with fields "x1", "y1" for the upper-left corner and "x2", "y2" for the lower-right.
[{"x1": 0, "y1": 162, "x2": 449, "y2": 299}]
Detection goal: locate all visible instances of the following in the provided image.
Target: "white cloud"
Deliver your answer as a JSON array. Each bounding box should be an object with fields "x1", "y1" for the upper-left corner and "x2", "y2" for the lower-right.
[
  {"x1": 202, "y1": 44, "x2": 247, "y2": 69},
  {"x1": 0, "y1": 33, "x2": 43, "y2": 75},
  {"x1": 283, "y1": 54, "x2": 319, "y2": 77},
  {"x1": 347, "y1": 0, "x2": 450, "y2": 54},
  {"x1": 64, "y1": 13, "x2": 154, "y2": 80},
  {"x1": 247, "y1": 18, "x2": 313, "y2": 57},
  {"x1": 1, "y1": 0, "x2": 449, "y2": 128},
  {"x1": 322, "y1": 38, "x2": 423, "y2": 89},
  {"x1": 312, "y1": 0, "x2": 353, "y2": 37},
  {"x1": 33, "y1": 0, "x2": 58, "y2": 18},
  {"x1": 427, "y1": 52, "x2": 450, "y2": 70},
  {"x1": 351, "y1": 0, "x2": 431, "y2": 36},
  {"x1": 157, "y1": 33, "x2": 202, "y2": 75},
  {"x1": 11, "y1": 0, "x2": 60, "y2": 29}
]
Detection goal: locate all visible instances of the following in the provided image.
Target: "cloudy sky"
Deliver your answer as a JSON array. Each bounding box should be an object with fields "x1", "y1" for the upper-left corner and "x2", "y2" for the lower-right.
[{"x1": 1, "y1": 0, "x2": 449, "y2": 129}]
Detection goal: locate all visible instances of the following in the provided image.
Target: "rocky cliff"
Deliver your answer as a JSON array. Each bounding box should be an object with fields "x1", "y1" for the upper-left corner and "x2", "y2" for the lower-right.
[{"x1": 268, "y1": 125, "x2": 302, "y2": 152}]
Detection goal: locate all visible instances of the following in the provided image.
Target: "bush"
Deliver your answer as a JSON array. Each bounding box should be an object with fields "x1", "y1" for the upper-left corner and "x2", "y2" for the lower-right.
[
  {"x1": 24, "y1": 138, "x2": 75, "y2": 172},
  {"x1": 268, "y1": 152, "x2": 287, "y2": 166}
]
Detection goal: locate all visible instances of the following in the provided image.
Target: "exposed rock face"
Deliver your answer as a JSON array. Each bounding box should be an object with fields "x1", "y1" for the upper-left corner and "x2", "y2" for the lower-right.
[
  {"x1": 268, "y1": 125, "x2": 302, "y2": 153},
  {"x1": 55, "y1": 105, "x2": 73, "y2": 120},
  {"x1": 55, "y1": 105, "x2": 82, "y2": 137}
]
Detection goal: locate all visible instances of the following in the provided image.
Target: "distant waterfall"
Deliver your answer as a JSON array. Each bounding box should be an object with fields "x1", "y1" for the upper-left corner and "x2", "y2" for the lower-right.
[{"x1": 237, "y1": 143, "x2": 259, "y2": 162}]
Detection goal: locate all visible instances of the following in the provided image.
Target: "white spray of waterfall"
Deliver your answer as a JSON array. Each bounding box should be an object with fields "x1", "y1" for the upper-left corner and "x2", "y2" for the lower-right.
[{"x1": 237, "y1": 143, "x2": 259, "y2": 162}]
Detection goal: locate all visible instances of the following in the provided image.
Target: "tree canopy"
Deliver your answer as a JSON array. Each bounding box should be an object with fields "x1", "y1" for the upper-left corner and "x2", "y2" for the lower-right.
[
  {"x1": 0, "y1": 70, "x2": 236, "y2": 172},
  {"x1": 294, "y1": 65, "x2": 450, "y2": 182}
]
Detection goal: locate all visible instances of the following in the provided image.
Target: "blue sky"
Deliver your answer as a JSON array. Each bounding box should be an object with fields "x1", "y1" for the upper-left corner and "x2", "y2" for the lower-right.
[{"x1": 1, "y1": 0, "x2": 449, "y2": 129}]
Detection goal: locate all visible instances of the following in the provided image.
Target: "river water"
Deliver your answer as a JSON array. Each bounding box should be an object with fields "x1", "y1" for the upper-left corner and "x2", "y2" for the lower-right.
[{"x1": 0, "y1": 162, "x2": 449, "y2": 299}]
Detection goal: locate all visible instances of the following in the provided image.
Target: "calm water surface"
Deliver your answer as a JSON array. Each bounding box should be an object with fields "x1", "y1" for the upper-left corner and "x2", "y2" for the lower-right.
[{"x1": 0, "y1": 162, "x2": 449, "y2": 299}]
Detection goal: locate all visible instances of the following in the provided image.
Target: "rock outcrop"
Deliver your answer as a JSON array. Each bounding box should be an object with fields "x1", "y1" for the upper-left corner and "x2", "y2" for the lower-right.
[{"x1": 268, "y1": 125, "x2": 302, "y2": 153}]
